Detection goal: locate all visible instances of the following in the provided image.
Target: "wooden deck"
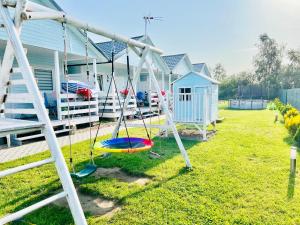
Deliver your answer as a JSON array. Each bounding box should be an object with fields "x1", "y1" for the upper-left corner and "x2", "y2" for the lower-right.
[{"x1": 0, "y1": 118, "x2": 44, "y2": 137}]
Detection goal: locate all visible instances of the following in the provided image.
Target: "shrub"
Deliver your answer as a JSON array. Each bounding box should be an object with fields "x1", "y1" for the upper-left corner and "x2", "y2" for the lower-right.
[
  {"x1": 284, "y1": 108, "x2": 299, "y2": 121},
  {"x1": 274, "y1": 98, "x2": 283, "y2": 110},
  {"x1": 286, "y1": 114, "x2": 300, "y2": 135},
  {"x1": 294, "y1": 127, "x2": 300, "y2": 146},
  {"x1": 280, "y1": 104, "x2": 293, "y2": 116},
  {"x1": 267, "y1": 102, "x2": 276, "y2": 110}
]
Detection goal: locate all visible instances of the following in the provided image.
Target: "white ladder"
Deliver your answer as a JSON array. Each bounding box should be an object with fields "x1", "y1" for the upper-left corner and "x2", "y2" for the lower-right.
[{"x1": 0, "y1": 1, "x2": 86, "y2": 225}]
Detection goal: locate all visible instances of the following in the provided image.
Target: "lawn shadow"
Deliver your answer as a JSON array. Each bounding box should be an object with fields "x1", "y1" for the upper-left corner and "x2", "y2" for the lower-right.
[
  {"x1": 0, "y1": 179, "x2": 59, "y2": 210},
  {"x1": 73, "y1": 136, "x2": 198, "y2": 177},
  {"x1": 287, "y1": 172, "x2": 296, "y2": 200},
  {"x1": 119, "y1": 167, "x2": 191, "y2": 202},
  {"x1": 0, "y1": 178, "x2": 62, "y2": 217},
  {"x1": 79, "y1": 166, "x2": 191, "y2": 205}
]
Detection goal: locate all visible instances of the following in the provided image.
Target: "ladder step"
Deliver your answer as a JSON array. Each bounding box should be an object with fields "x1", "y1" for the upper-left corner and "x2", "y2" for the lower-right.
[
  {"x1": 0, "y1": 118, "x2": 44, "y2": 137},
  {"x1": 0, "y1": 158, "x2": 54, "y2": 178},
  {"x1": 0, "y1": 192, "x2": 67, "y2": 225}
]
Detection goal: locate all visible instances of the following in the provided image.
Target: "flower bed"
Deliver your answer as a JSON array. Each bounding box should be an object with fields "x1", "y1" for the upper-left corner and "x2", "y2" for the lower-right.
[{"x1": 274, "y1": 98, "x2": 300, "y2": 146}]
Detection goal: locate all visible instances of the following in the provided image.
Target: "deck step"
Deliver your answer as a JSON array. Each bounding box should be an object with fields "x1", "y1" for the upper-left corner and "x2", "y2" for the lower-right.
[
  {"x1": 0, "y1": 118, "x2": 44, "y2": 137},
  {"x1": 0, "y1": 158, "x2": 54, "y2": 178},
  {"x1": 0, "y1": 192, "x2": 67, "y2": 224}
]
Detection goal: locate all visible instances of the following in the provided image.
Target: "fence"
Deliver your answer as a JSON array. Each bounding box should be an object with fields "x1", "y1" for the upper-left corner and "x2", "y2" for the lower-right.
[
  {"x1": 280, "y1": 88, "x2": 300, "y2": 110},
  {"x1": 237, "y1": 85, "x2": 278, "y2": 100}
]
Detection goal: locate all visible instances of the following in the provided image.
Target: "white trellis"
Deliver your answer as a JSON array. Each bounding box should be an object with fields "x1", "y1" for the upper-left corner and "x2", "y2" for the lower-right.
[{"x1": 0, "y1": 0, "x2": 192, "y2": 224}]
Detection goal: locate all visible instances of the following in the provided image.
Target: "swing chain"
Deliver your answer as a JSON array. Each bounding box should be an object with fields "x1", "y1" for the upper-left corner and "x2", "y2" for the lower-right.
[
  {"x1": 84, "y1": 29, "x2": 95, "y2": 165},
  {"x1": 62, "y1": 22, "x2": 75, "y2": 173},
  {"x1": 124, "y1": 44, "x2": 151, "y2": 142}
]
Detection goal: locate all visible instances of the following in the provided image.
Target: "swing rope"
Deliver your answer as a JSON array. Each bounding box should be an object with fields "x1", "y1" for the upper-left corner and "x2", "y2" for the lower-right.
[
  {"x1": 92, "y1": 51, "x2": 114, "y2": 147},
  {"x1": 84, "y1": 29, "x2": 95, "y2": 165},
  {"x1": 92, "y1": 43, "x2": 152, "y2": 151},
  {"x1": 109, "y1": 43, "x2": 133, "y2": 148},
  {"x1": 123, "y1": 45, "x2": 151, "y2": 141},
  {"x1": 122, "y1": 46, "x2": 151, "y2": 142},
  {"x1": 63, "y1": 24, "x2": 97, "y2": 178},
  {"x1": 62, "y1": 23, "x2": 75, "y2": 173}
]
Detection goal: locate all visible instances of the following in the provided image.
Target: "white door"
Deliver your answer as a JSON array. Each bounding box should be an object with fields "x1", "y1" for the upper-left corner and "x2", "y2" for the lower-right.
[{"x1": 194, "y1": 87, "x2": 206, "y2": 124}]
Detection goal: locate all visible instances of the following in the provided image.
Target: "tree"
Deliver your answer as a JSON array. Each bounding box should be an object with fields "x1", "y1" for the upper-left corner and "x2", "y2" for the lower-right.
[
  {"x1": 213, "y1": 63, "x2": 227, "y2": 81},
  {"x1": 219, "y1": 75, "x2": 238, "y2": 100},
  {"x1": 253, "y1": 33, "x2": 284, "y2": 87},
  {"x1": 287, "y1": 49, "x2": 300, "y2": 69},
  {"x1": 279, "y1": 49, "x2": 300, "y2": 89}
]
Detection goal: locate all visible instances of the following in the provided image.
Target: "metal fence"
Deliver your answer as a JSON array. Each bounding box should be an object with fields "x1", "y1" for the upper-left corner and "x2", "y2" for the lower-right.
[
  {"x1": 237, "y1": 85, "x2": 278, "y2": 100},
  {"x1": 280, "y1": 88, "x2": 300, "y2": 110}
]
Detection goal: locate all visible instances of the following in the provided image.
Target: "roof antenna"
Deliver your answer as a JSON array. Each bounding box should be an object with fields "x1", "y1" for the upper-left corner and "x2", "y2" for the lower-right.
[{"x1": 143, "y1": 14, "x2": 163, "y2": 37}]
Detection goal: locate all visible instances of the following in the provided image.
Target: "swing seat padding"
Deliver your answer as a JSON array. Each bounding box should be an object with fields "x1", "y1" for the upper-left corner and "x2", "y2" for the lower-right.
[
  {"x1": 94, "y1": 137, "x2": 154, "y2": 153},
  {"x1": 71, "y1": 164, "x2": 97, "y2": 179}
]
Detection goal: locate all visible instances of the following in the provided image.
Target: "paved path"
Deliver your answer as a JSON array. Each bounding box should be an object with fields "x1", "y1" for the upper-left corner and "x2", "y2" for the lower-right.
[{"x1": 0, "y1": 116, "x2": 165, "y2": 163}]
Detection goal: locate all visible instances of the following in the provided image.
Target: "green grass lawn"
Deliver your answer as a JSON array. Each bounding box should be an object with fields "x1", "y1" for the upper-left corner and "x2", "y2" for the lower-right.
[{"x1": 1, "y1": 108, "x2": 300, "y2": 225}]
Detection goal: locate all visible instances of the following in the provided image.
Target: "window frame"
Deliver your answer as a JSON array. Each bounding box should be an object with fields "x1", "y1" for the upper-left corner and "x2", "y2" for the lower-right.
[{"x1": 178, "y1": 87, "x2": 192, "y2": 102}]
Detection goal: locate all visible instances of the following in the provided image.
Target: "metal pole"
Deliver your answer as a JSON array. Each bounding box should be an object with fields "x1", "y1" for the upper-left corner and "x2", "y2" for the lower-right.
[
  {"x1": 290, "y1": 146, "x2": 297, "y2": 175},
  {"x1": 22, "y1": 11, "x2": 163, "y2": 54}
]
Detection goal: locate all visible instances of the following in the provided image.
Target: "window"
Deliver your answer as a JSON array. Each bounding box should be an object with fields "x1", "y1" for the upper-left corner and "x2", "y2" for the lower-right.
[
  {"x1": 97, "y1": 74, "x2": 104, "y2": 91},
  {"x1": 67, "y1": 65, "x2": 81, "y2": 74},
  {"x1": 34, "y1": 69, "x2": 53, "y2": 91},
  {"x1": 179, "y1": 88, "x2": 192, "y2": 101},
  {"x1": 140, "y1": 73, "x2": 148, "y2": 82}
]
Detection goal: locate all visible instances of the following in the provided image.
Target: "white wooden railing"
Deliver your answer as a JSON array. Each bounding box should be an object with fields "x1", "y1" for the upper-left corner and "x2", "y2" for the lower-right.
[
  {"x1": 59, "y1": 93, "x2": 99, "y2": 122},
  {"x1": 98, "y1": 95, "x2": 137, "y2": 119}
]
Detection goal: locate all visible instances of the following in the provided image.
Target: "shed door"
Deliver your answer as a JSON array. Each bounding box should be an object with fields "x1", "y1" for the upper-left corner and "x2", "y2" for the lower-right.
[
  {"x1": 175, "y1": 87, "x2": 192, "y2": 122},
  {"x1": 211, "y1": 85, "x2": 218, "y2": 121},
  {"x1": 194, "y1": 87, "x2": 209, "y2": 124}
]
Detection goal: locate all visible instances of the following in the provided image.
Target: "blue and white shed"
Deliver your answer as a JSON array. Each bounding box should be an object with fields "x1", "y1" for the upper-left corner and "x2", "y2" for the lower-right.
[{"x1": 172, "y1": 71, "x2": 219, "y2": 140}]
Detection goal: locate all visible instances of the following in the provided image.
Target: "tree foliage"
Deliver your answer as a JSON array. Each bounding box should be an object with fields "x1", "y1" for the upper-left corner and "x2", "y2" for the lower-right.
[
  {"x1": 216, "y1": 33, "x2": 300, "y2": 99},
  {"x1": 278, "y1": 49, "x2": 300, "y2": 89},
  {"x1": 253, "y1": 33, "x2": 284, "y2": 87},
  {"x1": 213, "y1": 63, "x2": 227, "y2": 81}
]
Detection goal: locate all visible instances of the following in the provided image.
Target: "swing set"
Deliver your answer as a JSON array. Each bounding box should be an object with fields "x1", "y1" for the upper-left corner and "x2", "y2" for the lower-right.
[
  {"x1": 0, "y1": 1, "x2": 191, "y2": 224},
  {"x1": 63, "y1": 30, "x2": 154, "y2": 178}
]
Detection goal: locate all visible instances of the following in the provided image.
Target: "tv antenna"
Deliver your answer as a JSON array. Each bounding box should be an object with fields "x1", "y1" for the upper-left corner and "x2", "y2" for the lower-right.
[{"x1": 143, "y1": 14, "x2": 163, "y2": 37}]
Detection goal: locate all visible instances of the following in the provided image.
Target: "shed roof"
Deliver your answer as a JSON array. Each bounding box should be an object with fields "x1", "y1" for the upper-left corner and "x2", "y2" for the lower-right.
[
  {"x1": 192, "y1": 63, "x2": 205, "y2": 73},
  {"x1": 172, "y1": 71, "x2": 220, "y2": 85},
  {"x1": 192, "y1": 62, "x2": 212, "y2": 77},
  {"x1": 161, "y1": 54, "x2": 186, "y2": 71},
  {"x1": 95, "y1": 35, "x2": 144, "y2": 61}
]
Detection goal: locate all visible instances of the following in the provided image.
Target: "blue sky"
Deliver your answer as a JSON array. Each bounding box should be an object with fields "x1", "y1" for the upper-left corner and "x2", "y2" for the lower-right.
[{"x1": 56, "y1": 0, "x2": 300, "y2": 74}]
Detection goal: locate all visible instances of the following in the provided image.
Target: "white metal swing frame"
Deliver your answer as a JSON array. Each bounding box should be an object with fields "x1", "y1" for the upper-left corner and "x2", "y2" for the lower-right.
[{"x1": 0, "y1": 0, "x2": 192, "y2": 224}]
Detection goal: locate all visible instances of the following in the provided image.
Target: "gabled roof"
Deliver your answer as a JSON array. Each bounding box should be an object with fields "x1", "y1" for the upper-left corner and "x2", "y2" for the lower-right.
[
  {"x1": 193, "y1": 63, "x2": 212, "y2": 77},
  {"x1": 161, "y1": 54, "x2": 186, "y2": 71},
  {"x1": 192, "y1": 63, "x2": 205, "y2": 73},
  {"x1": 172, "y1": 71, "x2": 219, "y2": 85},
  {"x1": 95, "y1": 35, "x2": 144, "y2": 61}
]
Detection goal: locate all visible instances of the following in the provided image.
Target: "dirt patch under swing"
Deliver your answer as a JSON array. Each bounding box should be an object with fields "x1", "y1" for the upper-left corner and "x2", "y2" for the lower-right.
[
  {"x1": 178, "y1": 129, "x2": 216, "y2": 141},
  {"x1": 92, "y1": 167, "x2": 151, "y2": 186},
  {"x1": 54, "y1": 190, "x2": 121, "y2": 217}
]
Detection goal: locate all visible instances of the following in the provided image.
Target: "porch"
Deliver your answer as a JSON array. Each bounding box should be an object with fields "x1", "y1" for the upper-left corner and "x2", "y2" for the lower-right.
[{"x1": 2, "y1": 45, "x2": 100, "y2": 146}]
